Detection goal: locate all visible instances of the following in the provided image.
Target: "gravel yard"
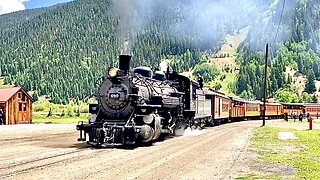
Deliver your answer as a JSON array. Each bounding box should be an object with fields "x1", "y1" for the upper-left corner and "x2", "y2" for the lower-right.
[{"x1": 1, "y1": 120, "x2": 314, "y2": 180}]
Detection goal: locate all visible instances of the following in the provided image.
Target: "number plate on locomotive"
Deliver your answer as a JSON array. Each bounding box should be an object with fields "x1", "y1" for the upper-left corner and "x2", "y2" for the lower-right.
[{"x1": 109, "y1": 93, "x2": 120, "y2": 100}]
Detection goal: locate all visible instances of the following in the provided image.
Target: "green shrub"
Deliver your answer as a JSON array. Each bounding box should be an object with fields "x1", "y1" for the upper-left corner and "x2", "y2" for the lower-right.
[
  {"x1": 33, "y1": 104, "x2": 45, "y2": 112},
  {"x1": 79, "y1": 104, "x2": 89, "y2": 113},
  {"x1": 66, "y1": 106, "x2": 74, "y2": 117},
  {"x1": 220, "y1": 74, "x2": 226, "y2": 81},
  {"x1": 193, "y1": 63, "x2": 220, "y2": 82},
  {"x1": 213, "y1": 83, "x2": 222, "y2": 91},
  {"x1": 75, "y1": 107, "x2": 80, "y2": 117}
]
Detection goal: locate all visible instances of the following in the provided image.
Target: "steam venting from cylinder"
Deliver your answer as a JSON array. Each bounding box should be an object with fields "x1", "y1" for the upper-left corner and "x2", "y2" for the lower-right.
[{"x1": 119, "y1": 55, "x2": 131, "y2": 75}]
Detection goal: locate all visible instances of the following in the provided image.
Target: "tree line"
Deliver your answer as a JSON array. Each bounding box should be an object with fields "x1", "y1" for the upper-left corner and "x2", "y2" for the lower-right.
[{"x1": 0, "y1": 0, "x2": 260, "y2": 103}]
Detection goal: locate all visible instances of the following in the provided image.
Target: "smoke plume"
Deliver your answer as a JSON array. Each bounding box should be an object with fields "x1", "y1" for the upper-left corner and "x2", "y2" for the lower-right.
[
  {"x1": 111, "y1": 0, "x2": 154, "y2": 54},
  {"x1": 110, "y1": 0, "x2": 299, "y2": 53}
]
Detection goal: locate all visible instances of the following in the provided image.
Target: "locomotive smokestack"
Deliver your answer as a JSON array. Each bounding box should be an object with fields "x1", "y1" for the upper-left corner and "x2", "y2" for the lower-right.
[{"x1": 119, "y1": 55, "x2": 131, "y2": 75}]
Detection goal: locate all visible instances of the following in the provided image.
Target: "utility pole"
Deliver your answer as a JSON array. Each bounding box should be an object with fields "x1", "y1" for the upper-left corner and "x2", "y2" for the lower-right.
[{"x1": 263, "y1": 43, "x2": 269, "y2": 126}]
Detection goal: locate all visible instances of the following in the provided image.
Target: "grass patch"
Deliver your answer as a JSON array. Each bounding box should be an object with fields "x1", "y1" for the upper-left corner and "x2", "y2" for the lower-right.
[
  {"x1": 247, "y1": 126, "x2": 320, "y2": 179},
  {"x1": 237, "y1": 173, "x2": 281, "y2": 180},
  {"x1": 221, "y1": 73, "x2": 236, "y2": 95},
  {"x1": 32, "y1": 114, "x2": 88, "y2": 124},
  {"x1": 31, "y1": 97, "x2": 94, "y2": 124},
  {"x1": 33, "y1": 99, "x2": 90, "y2": 114}
]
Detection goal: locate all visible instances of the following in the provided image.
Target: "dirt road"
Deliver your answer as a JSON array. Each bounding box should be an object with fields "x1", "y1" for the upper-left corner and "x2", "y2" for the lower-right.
[{"x1": 0, "y1": 121, "x2": 260, "y2": 180}]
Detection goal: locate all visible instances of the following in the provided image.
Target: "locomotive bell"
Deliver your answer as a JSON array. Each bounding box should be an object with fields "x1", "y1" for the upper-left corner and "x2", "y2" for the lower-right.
[{"x1": 119, "y1": 55, "x2": 131, "y2": 75}]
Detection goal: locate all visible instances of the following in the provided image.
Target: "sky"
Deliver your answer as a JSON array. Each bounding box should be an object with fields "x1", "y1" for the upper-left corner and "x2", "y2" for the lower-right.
[{"x1": 0, "y1": 0, "x2": 73, "y2": 15}]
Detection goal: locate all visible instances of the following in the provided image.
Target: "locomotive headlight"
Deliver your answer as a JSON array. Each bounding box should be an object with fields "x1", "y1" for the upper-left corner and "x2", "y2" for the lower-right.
[{"x1": 108, "y1": 68, "x2": 119, "y2": 77}]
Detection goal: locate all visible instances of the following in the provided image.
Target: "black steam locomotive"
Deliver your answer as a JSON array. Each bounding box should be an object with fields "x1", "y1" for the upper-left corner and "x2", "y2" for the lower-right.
[{"x1": 77, "y1": 55, "x2": 210, "y2": 147}]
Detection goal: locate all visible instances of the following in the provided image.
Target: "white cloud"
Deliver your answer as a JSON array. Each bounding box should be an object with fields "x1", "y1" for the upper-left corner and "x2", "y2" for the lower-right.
[{"x1": 0, "y1": 0, "x2": 29, "y2": 15}]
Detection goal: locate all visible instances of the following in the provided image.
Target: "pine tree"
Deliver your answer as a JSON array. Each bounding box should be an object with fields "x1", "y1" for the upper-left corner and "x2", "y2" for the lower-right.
[
  {"x1": 47, "y1": 107, "x2": 52, "y2": 117},
  {"x1": 32, "y1": 91, "x2": 39, "y2": 101},
  {"x1": 305, "y1": 70, "x2": 316, "y2": 93},
  {"x1": 287, "y1": 75, "x2": 292, "y2": 86},
  {"x1": 312, "y1": 94, "x2": 318, "y2": 103}
]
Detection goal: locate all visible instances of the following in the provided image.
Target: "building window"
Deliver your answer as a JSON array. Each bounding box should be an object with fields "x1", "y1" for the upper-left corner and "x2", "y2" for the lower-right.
[
  {"x1": 19, "y1": 103, "x2": 27, "y2": 112},
  {"x1": 18, "y1": 92, "x2": 26, "y2": 102},
  {"x1": 19, "y1": 103, "x2": 22, "y2": 111},
  {"x1": 18, "y1": 92, "x2": 22, "y2": 99}
]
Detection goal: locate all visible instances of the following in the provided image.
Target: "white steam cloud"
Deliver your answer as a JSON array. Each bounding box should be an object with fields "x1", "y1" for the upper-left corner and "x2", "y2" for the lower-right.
[
  {"x1": 110, "y1": 0, "x2": 301, "y2": 54},
  {"x1": 111, "y1": 0, "x2": 154, "y2": 54},
  {"x1": 159, "y1": 60, "x2": 169, "y2": 72},
  {"x1": 0, "y1": 0, "x2": 28, "y2": 15},
  {"x1": 183, "y1": 127, "x2": 205, "y2": 136},
  {"x1": 110, "y1": 0, "x2": 271, "y2": 54}
]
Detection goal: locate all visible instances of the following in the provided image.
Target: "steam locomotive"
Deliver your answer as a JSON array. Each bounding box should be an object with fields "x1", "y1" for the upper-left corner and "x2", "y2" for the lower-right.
[
  {"x1": 76, "y1": 55, "x2": 287, "y2": 147},
  {"x1": 76, "y1": 55, "x2": 209, "y2": 147}
]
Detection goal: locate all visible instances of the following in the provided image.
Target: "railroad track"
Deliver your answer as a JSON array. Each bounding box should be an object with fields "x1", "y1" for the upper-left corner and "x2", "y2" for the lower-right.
[
  {"x1": 0, "y1": 125, "x2": 231, "y2": 179},
  {"x1": 0, "y1": 146, "x2": 110, "y2": 179},
  {"x1": 0, "y1": 122, "x2": 256, "y2": 179}
]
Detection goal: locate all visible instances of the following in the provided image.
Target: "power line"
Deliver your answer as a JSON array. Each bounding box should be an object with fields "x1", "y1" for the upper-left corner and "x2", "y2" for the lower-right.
[
  {"x1": 262, "y1": 1, "x2": 286, "y2": 127},
  {"x1": 272, "y1": 0, "x2": 286, "y2": 45},
  {"x1": 269, "y1": 0, "x2": 286, "y2": 63}
]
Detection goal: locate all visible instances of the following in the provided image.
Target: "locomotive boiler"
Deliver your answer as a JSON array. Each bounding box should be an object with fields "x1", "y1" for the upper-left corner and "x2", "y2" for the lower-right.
[{"x1": 77, "y1": 55, "x2": 188, "y2": 147}]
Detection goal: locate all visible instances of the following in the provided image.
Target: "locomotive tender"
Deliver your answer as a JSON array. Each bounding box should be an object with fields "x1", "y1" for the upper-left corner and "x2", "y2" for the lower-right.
[{"x1": 77, "y1": 55, "x2": 210, "y2": 147}]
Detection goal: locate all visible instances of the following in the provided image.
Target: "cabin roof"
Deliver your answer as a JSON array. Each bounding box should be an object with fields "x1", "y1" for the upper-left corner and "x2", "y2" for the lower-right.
[
  {"x1": 300, "y1": 103, "x2": 320, "y2": 107},
  {"x1": 262, "y1": 102, "x2": 283, "y2": 106},
  {"x1": 203, "y1": 88, "x2": 230, "y2": 99},
  {"x1": 282, "y1": 103, "x2": 304, "y2": 106},
  {"x1": 230, "y1": 97, "x2": 263, "y2": 104},
  {"x1": 0, "y1": 87, "x2": 33, "y2": 103}
]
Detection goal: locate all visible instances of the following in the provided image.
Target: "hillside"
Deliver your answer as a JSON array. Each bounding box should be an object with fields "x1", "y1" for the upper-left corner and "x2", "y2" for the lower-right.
[
  {"x1": 201, "y1": 28, "x2": 249, "y2": 96},
  {"x1": 1, "y1": 0, "x2": 320, "y2": 103},
  {"x1": 0, "y1": 0, "x2": 267, "y2": 103},
  {"x1": 235, "y1": 0, "x2": 320, "y2": 102},
  {"x1": 209, "y1": 27, "x2": 249, "y2": 72}
]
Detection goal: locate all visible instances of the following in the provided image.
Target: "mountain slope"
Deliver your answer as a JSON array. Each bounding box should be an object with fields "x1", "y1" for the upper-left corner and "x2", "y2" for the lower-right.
[
  {"x1": 0, "y1": 0, "x2": 267, "y2": 103},
  {"x1": 235, "y1": 0, "x2": 320, "y2": 102}
]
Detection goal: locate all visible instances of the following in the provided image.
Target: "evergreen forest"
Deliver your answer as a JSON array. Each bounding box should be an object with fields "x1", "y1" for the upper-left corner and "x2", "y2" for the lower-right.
[
  {"x1": 0, "y1": 0, "x2": 319, "y2": 103},
  {"x1": 236, "y1": 0, "x2": 320, "y2": 102}
]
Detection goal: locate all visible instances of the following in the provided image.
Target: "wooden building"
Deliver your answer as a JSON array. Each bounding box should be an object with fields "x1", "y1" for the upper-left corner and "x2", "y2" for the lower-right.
[{"x1": 0, "y1": 87, "x2": 33, "y2": 125}]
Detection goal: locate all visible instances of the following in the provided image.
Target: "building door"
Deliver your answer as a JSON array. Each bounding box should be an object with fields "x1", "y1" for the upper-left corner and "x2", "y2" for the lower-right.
[
  {"x1": 0, "y1": 103, "x2": 5, "y2": 125},
  {"x1": 17, "y1": 103, "x2": 27, "y2": 123},
  {"x1": 17, "y1": 92, "x2": 27, "y2": 124}
]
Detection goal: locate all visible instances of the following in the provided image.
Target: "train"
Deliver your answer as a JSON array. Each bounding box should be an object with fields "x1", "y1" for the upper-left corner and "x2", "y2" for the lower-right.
[{"x1": 76, "y1": 55, "x2": 314, "y2": 147}]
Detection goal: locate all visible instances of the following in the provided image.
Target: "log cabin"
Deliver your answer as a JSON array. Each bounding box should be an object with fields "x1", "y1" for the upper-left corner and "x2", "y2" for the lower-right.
[{"x1": 0, "y1": 87, "x2": 33, "y2": 125}]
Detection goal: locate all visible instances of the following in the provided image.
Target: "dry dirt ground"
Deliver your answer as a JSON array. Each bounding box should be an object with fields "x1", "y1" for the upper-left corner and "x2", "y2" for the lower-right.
[{"x1": 1, "y1": 120, "x2": 318, "y2": 180}]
